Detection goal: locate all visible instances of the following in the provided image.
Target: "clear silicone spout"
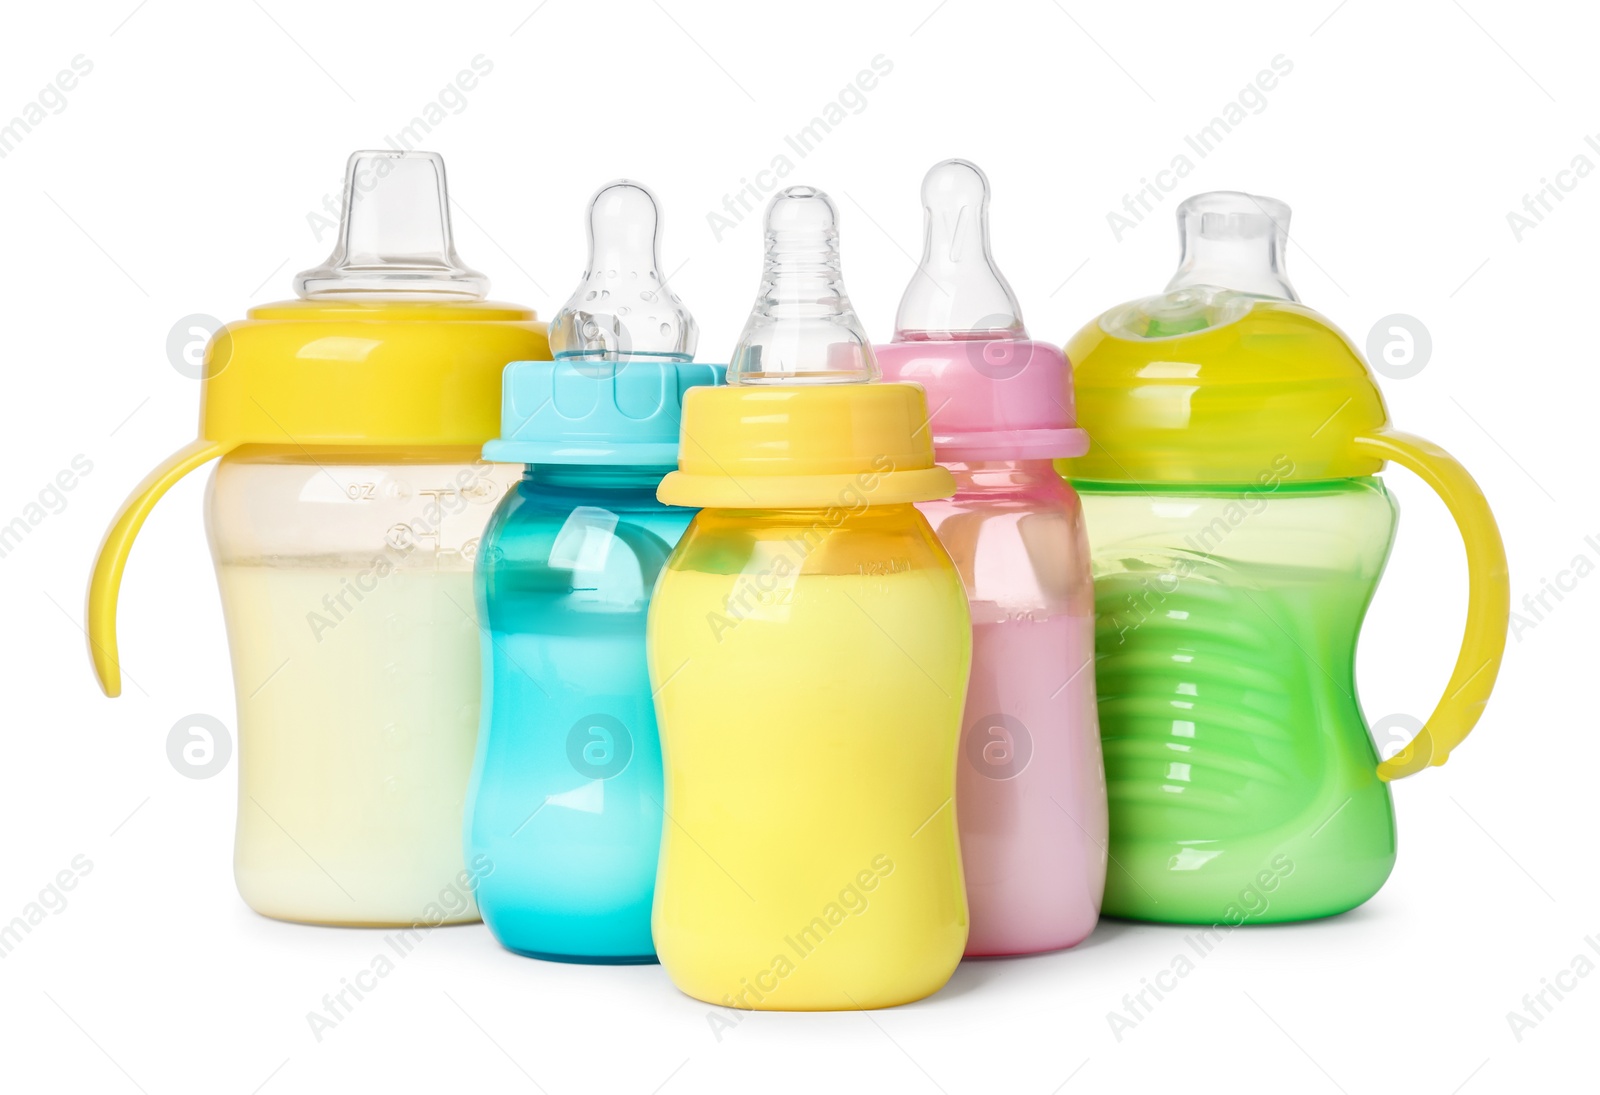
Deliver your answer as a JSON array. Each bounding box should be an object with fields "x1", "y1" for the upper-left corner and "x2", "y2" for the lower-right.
[
  {"x1": 894, "y1": 159, "x2": 1025, "y2": 341},
  {"x1": 1165, "y1": 190, "x2": 1298, "y2": 302},
  {"x1": 728, "y1": 186, "x2": 877, "y2": 385},
  {"x1": 549, "y1": 180, "x2": 697, "y2": 361},
  {"x1": 294, "y1": 150, "x2": 488, "y2": 299},
  {"x1": 1103, "y1": 190, "x2": 1297, "y2": 340}
]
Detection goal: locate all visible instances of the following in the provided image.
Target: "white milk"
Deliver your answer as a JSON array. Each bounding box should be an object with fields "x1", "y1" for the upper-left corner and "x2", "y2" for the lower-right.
[{"x1": 218, "y1": 560, "x2": 483, "y2": 926}]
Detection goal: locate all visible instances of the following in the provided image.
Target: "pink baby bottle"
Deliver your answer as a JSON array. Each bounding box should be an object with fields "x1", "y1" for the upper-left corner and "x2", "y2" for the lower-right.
[{"x1": 876, "y1": 159, "x2": 1106, "y2": 955}]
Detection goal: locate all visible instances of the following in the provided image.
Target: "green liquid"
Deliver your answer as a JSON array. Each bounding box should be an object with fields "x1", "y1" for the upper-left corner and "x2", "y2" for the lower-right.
[{"x1": 1083, "y1": 482, "x2": 1399, "y2": 924}]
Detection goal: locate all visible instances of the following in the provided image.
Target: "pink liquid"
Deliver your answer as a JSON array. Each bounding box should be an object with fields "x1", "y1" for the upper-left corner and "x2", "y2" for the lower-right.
[
  {"x1": 918, "y1": 462, "x2": 1106, "y2": 956},
  {"x1": 958, "y1": 613, "x2": 1105, "y2": 955}
]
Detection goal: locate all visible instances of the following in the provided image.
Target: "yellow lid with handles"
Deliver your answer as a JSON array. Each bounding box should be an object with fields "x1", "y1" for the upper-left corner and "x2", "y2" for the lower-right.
[
  {"x1": 87, "y1": 151, "x2": 549, "y2": 698},
  {"x1": 1061, "y1": 190, "x2": 1509, "y2": 782},
  {"x1": 194, "y1": 297, "x2": 546, "y2": 445},
  {"x1": 1062, "y1": 298, "x2": 1391, "y2": 484}
]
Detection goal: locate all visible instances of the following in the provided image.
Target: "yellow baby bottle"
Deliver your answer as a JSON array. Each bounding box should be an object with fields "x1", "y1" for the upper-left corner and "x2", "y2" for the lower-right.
[
  {"x1": 87, "y1": 151, "x2": 549, "y2": 926},
  {"x1": 648, "y1": 186, "x2": 972, "y2": 1010}
]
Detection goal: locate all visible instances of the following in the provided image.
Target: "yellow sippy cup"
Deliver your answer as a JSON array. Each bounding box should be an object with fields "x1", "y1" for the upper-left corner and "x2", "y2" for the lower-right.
[
  {"x1": 87, "y1": 151, "x2": 550, "y2": 926},
  {"x1": 648, "y1": 186, "x2": 971, "y2": 1010}
]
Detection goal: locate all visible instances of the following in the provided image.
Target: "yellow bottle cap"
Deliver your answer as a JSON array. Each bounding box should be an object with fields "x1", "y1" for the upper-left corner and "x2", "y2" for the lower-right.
[{"x1": 658, "y1": 383, "x2": 954, "y2": 508}]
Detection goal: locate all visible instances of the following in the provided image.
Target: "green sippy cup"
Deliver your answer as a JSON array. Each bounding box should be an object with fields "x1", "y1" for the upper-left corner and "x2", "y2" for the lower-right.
[{"x1": 1061, "y1": 191, "x2": 1509, "y2": 924}]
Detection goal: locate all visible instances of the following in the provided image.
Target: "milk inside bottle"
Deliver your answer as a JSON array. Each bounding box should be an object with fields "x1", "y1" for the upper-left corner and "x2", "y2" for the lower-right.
[{"x1": 87, "y1": 151, "x2": 550, "y2": 925}]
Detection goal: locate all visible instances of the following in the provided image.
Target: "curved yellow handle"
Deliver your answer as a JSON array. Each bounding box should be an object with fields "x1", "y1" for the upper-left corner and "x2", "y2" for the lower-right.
[
  {"x1": 88, "y1": 439, "x2": 232, "y2": 697},
  {"x1": 1351, "y1": 430, "x2": 1509, "y2": 780}
]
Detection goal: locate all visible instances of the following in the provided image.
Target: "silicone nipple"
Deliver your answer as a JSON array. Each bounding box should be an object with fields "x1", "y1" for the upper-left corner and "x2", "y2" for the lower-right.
[
  {"x1": 728, "y1": 186, "x2": 878, "y2": 385},
  {"x1": 294, "y1": 150, "x2": 487, "y2": 299},
  {"x1": 894, "y1": 159, "x2": 1025, "y2": 340},
  {"x1": 549, "y1": 180, "x2": 698, "y2": 361},
  {"x1": 1165, "y1": 190, "x2": 1298, "y2": 301}
]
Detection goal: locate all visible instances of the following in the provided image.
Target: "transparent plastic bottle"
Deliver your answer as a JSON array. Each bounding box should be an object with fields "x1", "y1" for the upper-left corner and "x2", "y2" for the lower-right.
[
  {"x1": 464, "y1": 182, "x2": 721, "y2": 962},
  {"x1": 88, "y1": 151, "x2": 549, "y2": 925},
  {"x1": 876, "y1": 160, "x2": 1105, "y2": 955},
  {"x1": 1063, "y1": 191, "x2": 1509, "y2": 923},
  {"x1": 648, "y1": 187, "x2": 971, "y2": 1010}
]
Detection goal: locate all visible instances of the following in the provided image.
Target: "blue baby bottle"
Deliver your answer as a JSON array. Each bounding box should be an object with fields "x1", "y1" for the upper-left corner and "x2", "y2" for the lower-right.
[{"x1": 464, "y1": 181, "x2": 723, "y2": 962}]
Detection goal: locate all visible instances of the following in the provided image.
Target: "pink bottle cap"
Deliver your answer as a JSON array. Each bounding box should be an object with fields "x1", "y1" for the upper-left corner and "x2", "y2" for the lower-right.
[{"x1": 876, "y1": 160, "x2": 1085, "y2": 462}]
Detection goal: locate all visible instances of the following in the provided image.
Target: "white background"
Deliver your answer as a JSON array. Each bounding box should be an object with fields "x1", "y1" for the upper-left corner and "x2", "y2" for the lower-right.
[{"x1": 1, "y1": 1, "x2": 1592, "y2": 1092}]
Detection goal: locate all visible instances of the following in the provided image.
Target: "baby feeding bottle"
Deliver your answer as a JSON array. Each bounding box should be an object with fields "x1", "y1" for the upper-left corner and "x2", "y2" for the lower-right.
[
  {"x1": 87, "y1": 150, "x2": 550, "y2": 926},
  {"x1": 648, "y1": 186, "x2": 971, "y2": 1010},
  {"x1": 464, "y1": 181, "x2": 721, "y2": 962},
  {"x1": 1063, "y1": 190, "x2": 1509, "y2": 923},
  {"x1": 876, "y1": 160, "x2": 1105, "y2": 955}
]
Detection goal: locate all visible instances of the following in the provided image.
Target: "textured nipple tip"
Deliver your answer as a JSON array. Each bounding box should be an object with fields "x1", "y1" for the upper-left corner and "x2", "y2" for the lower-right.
[{"x1": 728, "y1": 186, "x2": 877, "y2": 385}]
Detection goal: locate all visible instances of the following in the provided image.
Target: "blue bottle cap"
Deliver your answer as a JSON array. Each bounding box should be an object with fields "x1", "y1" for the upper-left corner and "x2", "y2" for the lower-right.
[{"x1": 483, "y1": 358, "x2": 725, "y2": 466}]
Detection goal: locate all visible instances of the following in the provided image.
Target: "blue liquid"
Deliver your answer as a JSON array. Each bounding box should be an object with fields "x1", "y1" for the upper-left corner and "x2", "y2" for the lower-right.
[{"x1": 465, "y1": 465, "x2": 692, "y2": 962}]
